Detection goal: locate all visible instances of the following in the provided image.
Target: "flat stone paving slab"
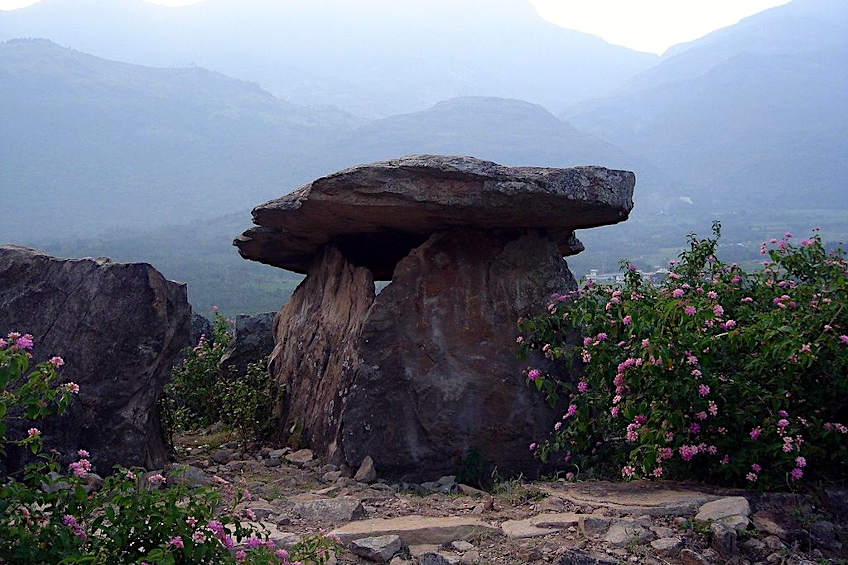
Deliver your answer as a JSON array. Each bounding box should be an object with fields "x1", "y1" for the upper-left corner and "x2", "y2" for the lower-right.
[
  {"x1": 501, "y1": 512, "x2": 581, "y2": 539},
  {"x1": 331, "y1": 515, "x2": 500, "y2": 545},
  {"x1": 539, "y1": 481, "x2": 733, "y2": 516}
]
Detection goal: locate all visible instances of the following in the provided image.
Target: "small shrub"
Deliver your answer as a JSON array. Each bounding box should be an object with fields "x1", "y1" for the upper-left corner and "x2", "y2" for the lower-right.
[
  {"x1": 162, "y1": 309, "x2": 232, "y2": 433},
  {"x1": 161, "y1": 308, "x2": 279, "y2": 447},
  {"x1": 218, "y1": 358, "x2": 280, "y2": 444},
  {"x1": 452, "y1": 447, "x2": 494, "y2": 490},
  {"x1": 519, "y1": 223, "x2": 848, "y2": 489}
]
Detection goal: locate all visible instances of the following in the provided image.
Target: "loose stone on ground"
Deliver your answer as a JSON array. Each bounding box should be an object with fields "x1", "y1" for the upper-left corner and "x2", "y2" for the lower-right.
[{"x1": 170, "y1": 431, "x2": 845, "y2": 565}]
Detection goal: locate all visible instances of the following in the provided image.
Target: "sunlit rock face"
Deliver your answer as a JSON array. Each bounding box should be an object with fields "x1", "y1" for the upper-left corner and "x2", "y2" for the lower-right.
[
  {"x1": 237, "y1": 155, "x2": 635, "y2": 480},
  {"x1": 0, "y1": 245, "x2": 190, "y2": 476}
]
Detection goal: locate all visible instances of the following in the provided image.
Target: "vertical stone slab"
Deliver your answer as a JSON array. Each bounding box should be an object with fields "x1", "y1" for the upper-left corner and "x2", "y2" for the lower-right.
[
  {"x1": 270, "y1": 245, "x2": 375, "y2": 463},
  {"x1": 342, "y1": 228, "x2": 575, "y2": 479}
]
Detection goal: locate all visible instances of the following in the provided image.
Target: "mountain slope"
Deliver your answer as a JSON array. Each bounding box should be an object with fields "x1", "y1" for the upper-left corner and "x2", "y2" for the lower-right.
[
  {"x1": 331, "y1": 96, "x2": 675, "y2": 212},
  {"x1": 0, "y1": 0, "x2": 658, "y2": 117},
  {"x1": 564, "y1": 0, "x2": 848, "y2": 214},
  {"x1": 0, "y1": 39, "x2": 361, "y2": 241}
]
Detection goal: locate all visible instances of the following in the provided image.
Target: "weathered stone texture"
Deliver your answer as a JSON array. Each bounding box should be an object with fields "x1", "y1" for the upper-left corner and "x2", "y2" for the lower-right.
[
  {"x1": 241, "y1": 155, "x2": 635, "y2": 480},
  {"x1": 236, "y1": 154, "x2": 634, "y2": 279},
  {"x1": 219, "y1": 310, "x2": 276, "y2": 379},
  {"x1": 269, "y1": 246, "x2": 375, "y2": 463},
  {"x1": 342, "y1": 228, "x2": 574, "y2": 479},
  {"x1": 0, "y1": 245, "x2": 190, "y2": 474}
]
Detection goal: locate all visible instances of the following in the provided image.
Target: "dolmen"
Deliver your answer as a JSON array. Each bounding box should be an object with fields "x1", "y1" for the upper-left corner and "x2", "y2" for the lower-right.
[{"x1": 235, "y1": 155, "x2": 634, "y2": 480}]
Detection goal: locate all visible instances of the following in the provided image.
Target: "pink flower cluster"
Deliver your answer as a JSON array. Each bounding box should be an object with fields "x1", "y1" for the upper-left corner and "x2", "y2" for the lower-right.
[
  {"x1": 69, "y1": 452, "x2": 92, "y2": 478},
  {"x1": 3, "y1": 332, "x2": 34, "y2": 351},
  {"x1": 62, "y1": 514, "x2": 86, "y2": 540}
]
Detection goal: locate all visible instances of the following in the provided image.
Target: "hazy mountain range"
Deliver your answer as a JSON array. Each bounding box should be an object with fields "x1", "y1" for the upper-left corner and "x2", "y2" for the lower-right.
[
  {"x1": 0, "y1": 0, "x2": 657, "y2": 117},
  {"x1": 1, "y1": 0, "x2": 846, "y2": 314}
]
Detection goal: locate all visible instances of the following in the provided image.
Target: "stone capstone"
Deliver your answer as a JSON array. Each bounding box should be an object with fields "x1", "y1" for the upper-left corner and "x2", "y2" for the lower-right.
[
  {"x1": 235, "y1": 154, "x2": 634, "y2": 280},
  {"x1": 0, "y1": 245, "x2": 190, "y2": 475},
  {"x1": 237, "y1": 156, "x2": 635, "y2": 479}
]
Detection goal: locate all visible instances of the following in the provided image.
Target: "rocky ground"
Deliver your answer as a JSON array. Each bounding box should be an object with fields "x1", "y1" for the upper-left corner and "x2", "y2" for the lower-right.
[{"x1": 170, "y1": 430, "x2": 847, "y2": 565}]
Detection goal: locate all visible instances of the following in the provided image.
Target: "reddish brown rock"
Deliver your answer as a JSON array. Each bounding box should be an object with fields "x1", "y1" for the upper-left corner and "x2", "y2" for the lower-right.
[
  {"x1": 342, "y1": 228, "x2": 574, "y2": 479},
  {"x1": 269, "y1": 245, "x2": 374, "y2": 462}
]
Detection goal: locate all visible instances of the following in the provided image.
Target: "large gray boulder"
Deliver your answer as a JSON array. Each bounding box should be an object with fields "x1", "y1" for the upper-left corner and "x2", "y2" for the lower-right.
[
  {"x1": 236, "y1": 155, "x2": 635, "y2": 479},
  {"x1": 0, "y1": 246, "x2": 190, "y2": 475},
  {"x1": 220, "y1": 311, "x2": 276, "y2": 379}
]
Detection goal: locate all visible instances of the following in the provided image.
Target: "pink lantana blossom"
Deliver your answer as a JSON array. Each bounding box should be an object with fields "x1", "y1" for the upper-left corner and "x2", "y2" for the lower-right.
[
  {"x1": 684, "y1": 306, "x2": 696, "y2": 316},
  {"x1": 15, "y1": 334, "x2": 34, "y2": 350},
  {"x1": 679, "y1": 444, "x2": 699, "y2": 461}
]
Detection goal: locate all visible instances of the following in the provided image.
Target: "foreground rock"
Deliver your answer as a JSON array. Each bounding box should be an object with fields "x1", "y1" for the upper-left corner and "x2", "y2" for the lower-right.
[
  {"x1": 0, "y1": 245, "x2": 190, "y2": 475},
  {"x1": 237, "y1": 155, "x2": 635, "y2": 480}
]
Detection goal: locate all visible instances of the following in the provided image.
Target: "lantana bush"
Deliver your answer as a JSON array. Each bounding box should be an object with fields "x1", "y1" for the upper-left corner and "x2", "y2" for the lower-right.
[
  {"x1": 1, "y1": 332, "x2": 341, "y2": 564},
  {"x1": 519, "y1": 223, "x2": 848, "y2": 489}
]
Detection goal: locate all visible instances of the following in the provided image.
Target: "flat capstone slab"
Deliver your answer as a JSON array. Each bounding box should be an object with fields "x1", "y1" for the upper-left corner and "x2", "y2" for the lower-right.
[{"x1": 235, "y1": 154, "x2": 635, "y2": 279}]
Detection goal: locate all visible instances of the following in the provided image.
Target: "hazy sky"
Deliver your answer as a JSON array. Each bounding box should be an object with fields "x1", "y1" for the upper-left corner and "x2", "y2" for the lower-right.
[
  {"x1": 531, "y1": 0, "x2": 791, "y2": 53},
  {"x1": 0, "y1": 0, "x2": 792, "y2": 54}
]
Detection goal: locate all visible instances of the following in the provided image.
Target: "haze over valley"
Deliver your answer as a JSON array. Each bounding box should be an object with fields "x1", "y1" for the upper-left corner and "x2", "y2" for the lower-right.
[{"x1": 1, "y1": 0, "x2": 846, "y2": 314}]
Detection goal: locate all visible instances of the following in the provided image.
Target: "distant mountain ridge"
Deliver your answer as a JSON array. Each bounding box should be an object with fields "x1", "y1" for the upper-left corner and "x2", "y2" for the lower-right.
[
  {"x1": 0, "y1": 38, "x2": 361, "y2": 240},
  {"x1": 3, "y1": 0, "x2": 848, "y2": 315},
  {"x1": 565, "y1": 0, "x2": 848, "y2": 214},
  {"x1": 0, "y1": 39, "x2": 652, "y2": 243},
  {"x1": 0, "y1": 0, "x2": 658, "y2": 117}
]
